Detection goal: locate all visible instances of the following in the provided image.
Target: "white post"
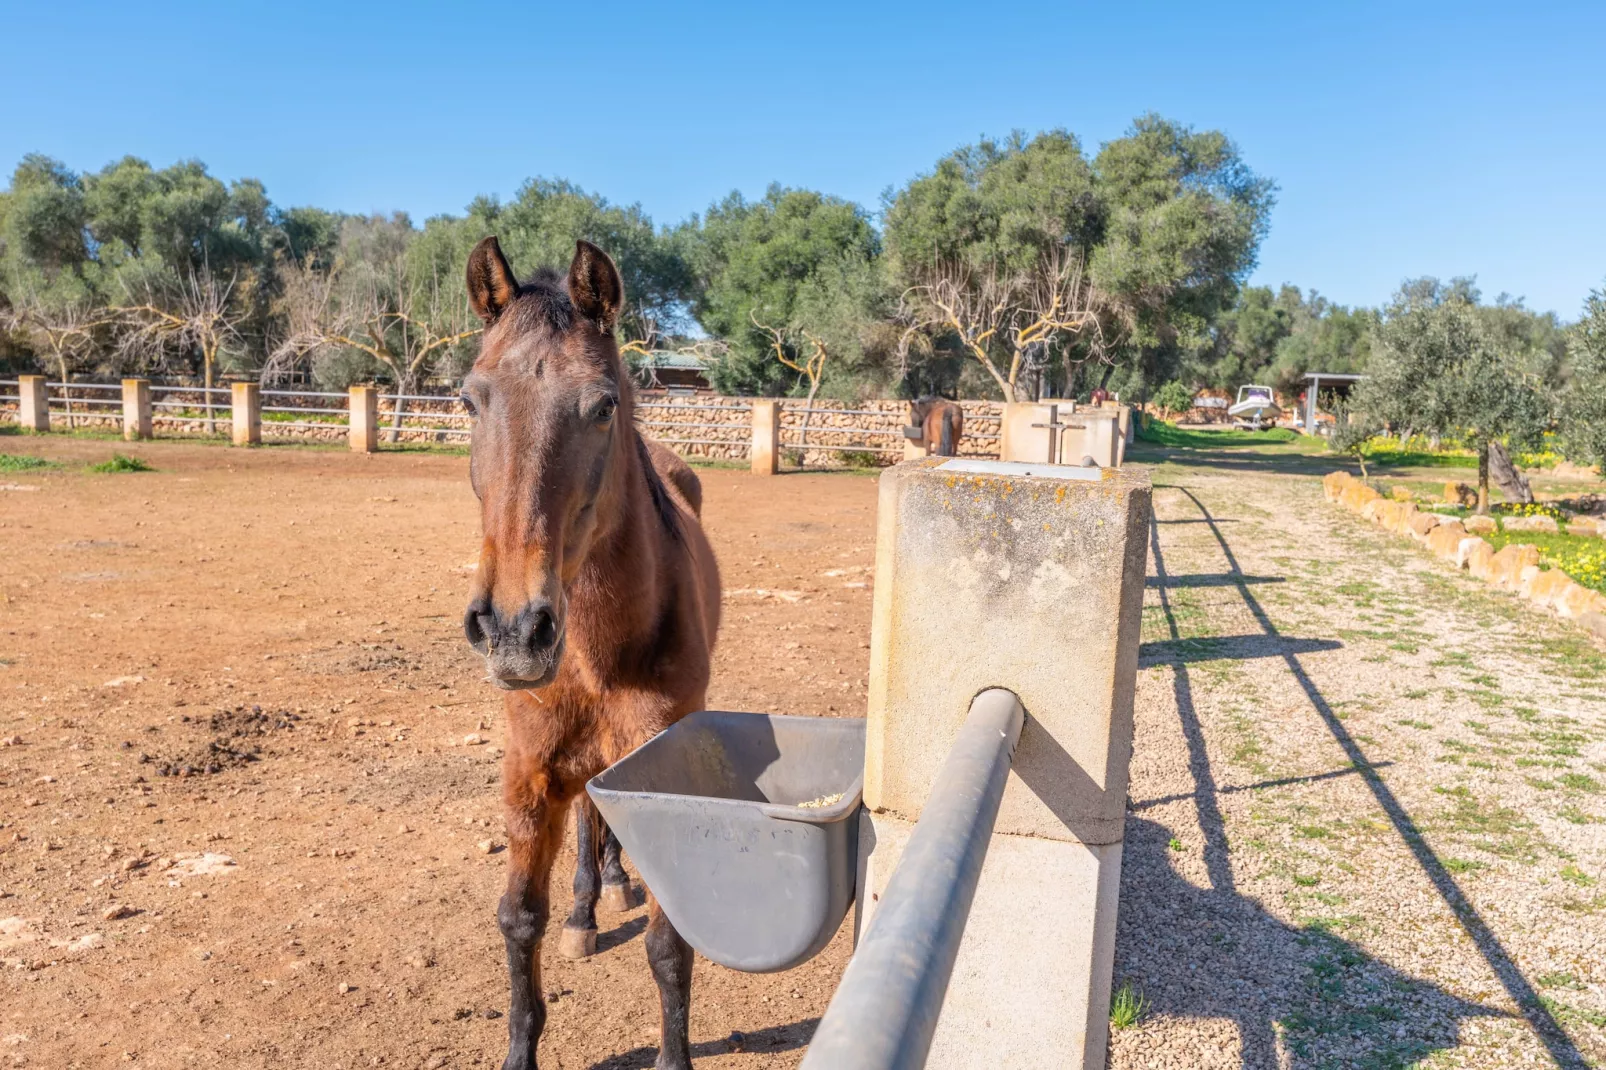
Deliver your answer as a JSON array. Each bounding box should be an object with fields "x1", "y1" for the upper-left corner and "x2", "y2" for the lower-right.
[
  {"x1": 231, "y1": 382, "x2": 261, "y2": 446},
  {"x1": 18, "y1": 375, "x2": 49, "y2": 433},
  {"x1": 750, "y1": 399, "x2": 780, "y2": 475},
  {"x1": 350, "y1": 385, "x2": 379, "y2": 453},
  {"x1": 122, "y1": 378, "x2": 152, "y2": 441},
  {"x1": 857, "y1": 457, "x2": 1151, "y2": 1069}
]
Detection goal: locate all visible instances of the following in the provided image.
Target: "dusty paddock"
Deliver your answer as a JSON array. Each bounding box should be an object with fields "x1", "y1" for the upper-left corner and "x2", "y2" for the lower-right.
[{"x1": 0, "y1": 437, "x2": 879, "y2": 1070}]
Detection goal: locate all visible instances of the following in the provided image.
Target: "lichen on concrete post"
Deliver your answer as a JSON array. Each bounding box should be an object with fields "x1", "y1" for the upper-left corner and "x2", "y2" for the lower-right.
[
  {"x1": 750, "y1": 399, "x2": 780, "y2": 475},
  {"x1": 18, "y1": 375, "x2": 49, "y2": 433},
  {"x1": 349, "y1": 386, "x2": 379, "y2": 453},
  {"x1": 122, "y1": 378, "x2": 152, "y2": 441},
  {"x1": 231, "y1": 382, "x2": 261, "y2": 446},
  {"x1": 857, "y1": 457, "x2": 1151, "y2": 1070}
]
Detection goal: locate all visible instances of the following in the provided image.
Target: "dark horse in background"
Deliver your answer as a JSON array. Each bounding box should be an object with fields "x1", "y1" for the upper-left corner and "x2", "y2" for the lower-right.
[
  {"x1": 909, "y1": 395, "x2": 964, "y2": 456},
  {"x1": 460, "y1": 236, "x2": 721, "y2": 1070}
]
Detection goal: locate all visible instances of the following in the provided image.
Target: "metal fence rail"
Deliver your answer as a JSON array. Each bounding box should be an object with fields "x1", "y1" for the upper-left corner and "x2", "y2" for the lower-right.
[{"x1": 800, "y1": 688, "x2": 1024, "y2": 1070}]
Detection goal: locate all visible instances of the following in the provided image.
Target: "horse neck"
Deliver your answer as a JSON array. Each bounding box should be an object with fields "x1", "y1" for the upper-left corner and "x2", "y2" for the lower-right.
[{"x1": 568, "y1": 380, "x2": 668, "y2": 653}]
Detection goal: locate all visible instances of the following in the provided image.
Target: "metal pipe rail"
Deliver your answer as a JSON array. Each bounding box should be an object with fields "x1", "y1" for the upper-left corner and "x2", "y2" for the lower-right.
[{"x1": 800, "y1": 688, "x2": 1024, "y2": 1070}]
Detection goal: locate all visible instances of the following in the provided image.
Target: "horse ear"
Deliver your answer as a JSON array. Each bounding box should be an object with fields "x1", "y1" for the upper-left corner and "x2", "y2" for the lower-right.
[
  {"x1": 567, "y1": 240, "x2": 622, "y2": 332},
  {"x1": 466, "y1": 236, "x2": 519, "y2": 323}
]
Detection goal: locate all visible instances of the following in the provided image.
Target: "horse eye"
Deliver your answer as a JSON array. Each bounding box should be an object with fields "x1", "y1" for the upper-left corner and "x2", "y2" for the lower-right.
[
  {"x1": 592, "y1": 397, "x2": 617, "y2": 424},
  {"x1": 459, "y1": 394, "x2": 478, "y2": 417}
]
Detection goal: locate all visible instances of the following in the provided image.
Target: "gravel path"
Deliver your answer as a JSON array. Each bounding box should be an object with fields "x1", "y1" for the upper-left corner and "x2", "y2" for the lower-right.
[{"x1": 1109, "y1": 456, "x2": 1606, "y2": 1068}]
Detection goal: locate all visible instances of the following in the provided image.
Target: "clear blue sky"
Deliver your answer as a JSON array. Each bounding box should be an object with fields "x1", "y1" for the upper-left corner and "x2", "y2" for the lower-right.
[{"x1": 3, "y1": 0, "x2": 1602, "y2": 317}]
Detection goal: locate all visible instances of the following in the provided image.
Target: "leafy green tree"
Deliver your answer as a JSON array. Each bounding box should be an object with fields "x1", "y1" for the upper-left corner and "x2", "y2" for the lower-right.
[
  {"x1": 1357, "y1": 279, "x2": 1550, "y2": 511},
  {"x1": 1559, "y1": 284, "x2": 1606, "y2": 467},
  {"x1": 689, "y1": 185, "x2": 881, "y2": 395},
  {"x1": 1090, "y1": 115, "x2": 1276, "y2": 396},
  {"x1": 1151, "y1": 380, "x2": 1194, "y2": 420},
  {"x1": 884, "y1": 130, "x2": 1103, "y2": 399}
]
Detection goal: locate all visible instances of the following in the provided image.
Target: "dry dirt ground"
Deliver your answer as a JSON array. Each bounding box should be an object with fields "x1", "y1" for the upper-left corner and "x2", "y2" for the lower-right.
[
  {"x1": 0, "y1": 438, "x2": 873, "y2": 1070},
  {"x1": 2, "y1": 435, "x2": 1604, "y2": 1069}
]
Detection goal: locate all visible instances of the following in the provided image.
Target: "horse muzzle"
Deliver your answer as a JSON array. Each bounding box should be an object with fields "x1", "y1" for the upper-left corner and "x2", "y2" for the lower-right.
[{"x1": 464, "y1": 597, "x2": 566, "y2": 689}]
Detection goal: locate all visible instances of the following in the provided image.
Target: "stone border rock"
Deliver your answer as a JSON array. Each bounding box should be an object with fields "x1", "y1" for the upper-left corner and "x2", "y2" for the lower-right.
[{"x1": 1324, "y1": 470, "x2": 1606, "y2": 643}]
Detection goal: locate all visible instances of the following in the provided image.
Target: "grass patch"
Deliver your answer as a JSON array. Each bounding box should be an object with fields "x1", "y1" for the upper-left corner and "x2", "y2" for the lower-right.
[
  {"x1": 1167, "y1": 837, "x2": 1184, "y2": 852},
  {"x1": 0, "y1": 452, "x2": 53, "y2": 471},
  {"x1": 1443, "y1": 858, "x2": 1486, "y2": 875},
  {"x1": 1559, "y1": 864, "x2": 1596, "y2": 887},
  {"x1": 1136, "y1": 422, "x2": 1299, "y2": 449},
  {"x1": 1109, "y1": 981, "x2": 1147, "y2": 1030},
  {"x1": 1539, "y1": 995, "x2": 1606, "y2": 1029},
  {"x1": 1559, "y1": 773, "x2": 1601, "y2": 793},
  {"x1": 87, "y1": 453, "x2": 154, "y2": 473}
]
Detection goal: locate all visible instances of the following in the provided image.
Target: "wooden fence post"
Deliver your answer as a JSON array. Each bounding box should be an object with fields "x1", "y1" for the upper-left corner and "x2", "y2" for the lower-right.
[
  {"x1": 750, "y1": 399, "x2": 780, "y2": 475},
  {"x1": 231, "y1": 382, "x2": 261, "y2": 446},
  {"x1": 122, "y1": 378, "x2": 152, "y2": 441},
  {"x1": 350, "y1": 386, "x2": 379, "y2": 453},
  {"x1": 18, "y1": 376, "x2": 49, "y2": 433}
]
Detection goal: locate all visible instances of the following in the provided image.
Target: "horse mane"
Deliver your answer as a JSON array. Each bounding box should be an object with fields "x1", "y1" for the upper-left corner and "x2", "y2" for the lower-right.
[
  {"x1": 506, "y1": 268, "x2": 575, "y2": 335},
  {"x1": 634, "y1": 427, "x2": 681, "y2": 542}
]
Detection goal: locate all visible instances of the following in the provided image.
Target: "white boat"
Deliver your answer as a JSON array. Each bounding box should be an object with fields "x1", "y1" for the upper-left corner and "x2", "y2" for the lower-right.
[{"x1": 1228, "y1": 385, "x2": 1282, "y2": 430}]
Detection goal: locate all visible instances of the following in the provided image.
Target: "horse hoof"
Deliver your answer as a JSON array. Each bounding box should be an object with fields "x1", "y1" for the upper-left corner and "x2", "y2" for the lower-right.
[
  {"x1": 557, "y1": 925, "x2": 597, "y2": 960},
  {"x1": 600, "y1": 882, "x2": 641, "y2": 913}
]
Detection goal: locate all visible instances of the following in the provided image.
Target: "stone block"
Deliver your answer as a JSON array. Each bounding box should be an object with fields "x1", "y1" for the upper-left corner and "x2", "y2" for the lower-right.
[
  {"x1": 349, "y1": 386, "x2": 380, "y2": 453},
  {"x1": 1408, "y1": 512, "x2": 1441, "y2": 539},
  {"x1": 18, "y1": 375, "x2": 49, "y2": 432},
  {"x1": 1556, "y1": 583, "x2": 1599, "y2": 620},
  {"x1": 1527, "y1": 569, "x2": 1574, "y2": 608},
  {"x1": 1503, "y1": 515, "x2": 1559, "y2": 534},
  {"x1": 856, "y1": 813, "x2": 1120, "y2": 1070},
  {"x1": 749, "y1": 399, "x2": 781, "y2": 474},
  {"x1": 1464, "y1": 514, "x2": 1497, "y2": 535},
  {"x1": 1428, "y1": 522, "x2": 1467, "y2": 559},
  {"x1": 1455, "y1": 537, "x2": 1488, "y2": 570},
  {"x1": 865, "y1": 459, "x2": 1151, "y2": 844},
  {"x1": 121, "y1": 378, "x2": 152, "y2": 441},
  {"x1": 231, "y1": 382, "x2": 261, "y2": 446},
  {"x1": 1444, "y1": 482, "x2": 1478, "y2": 507},
  {"x1": 1488, "y1": 544, "x2": 1539, "y2": 588},
  {"x1": 1466, "y1": 539, "x2": 1495, "y2": 579},
  {"x1": 1390, "y1": 486, "x2": 1413, "y2": 502},
  {"x1": 1000, "y1": 402, "x2": 1122, "y2": 467}
]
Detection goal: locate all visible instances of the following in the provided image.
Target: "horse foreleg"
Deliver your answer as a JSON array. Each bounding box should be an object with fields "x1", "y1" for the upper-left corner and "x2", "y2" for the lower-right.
[
  {"x1": 498, "y1": 787, "x2": 566, "y2": 1070},
  {"x1": 599, "y1": 822, "x2": 640, "y2": 912},
  {"x1": 645, "y1": 897, "x2": 693, "y2": 1070},
  {"x1": 558, "y1": 795, "x2": 601, "y2": 959}
]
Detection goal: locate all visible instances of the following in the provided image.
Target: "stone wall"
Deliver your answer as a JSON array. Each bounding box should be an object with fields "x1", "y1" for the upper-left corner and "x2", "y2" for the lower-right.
[{"x1": 2, "y1": 384, "x2": 1007, "y2": 466}]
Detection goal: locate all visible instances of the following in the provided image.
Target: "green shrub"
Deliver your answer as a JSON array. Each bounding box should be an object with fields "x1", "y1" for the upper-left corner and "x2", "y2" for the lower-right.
[
  {"x1": 835, "y1": 449, "x2": 882, "y2": 469},
  {"x1": 0, "y1": 453, "x2": 53, "y2": 472},
  {"x1": 88, "y1": 453, "x2": 154, "y2": 473}
]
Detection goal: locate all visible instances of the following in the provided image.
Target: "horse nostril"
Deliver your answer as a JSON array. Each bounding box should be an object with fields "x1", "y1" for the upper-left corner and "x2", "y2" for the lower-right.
[
  {"x1": 464, "y1": 600, "x2": 495, "y2": 653},
  {"x1": 527, "y1": 605, "x2": 559, "y2": 653}
]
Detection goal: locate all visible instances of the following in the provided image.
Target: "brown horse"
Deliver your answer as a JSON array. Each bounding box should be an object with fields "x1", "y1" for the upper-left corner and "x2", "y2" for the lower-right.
[
  {"x1": 461, "y1": 236, "x2": 721, "y2": 1070},
  {"x1": 909, "y1": 395, "x2": 964, "y2": 456}
]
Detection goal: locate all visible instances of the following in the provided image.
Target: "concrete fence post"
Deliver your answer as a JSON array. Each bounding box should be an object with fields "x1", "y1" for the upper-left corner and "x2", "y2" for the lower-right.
[
  {"x1": 349, "y1": 385, "x2": 379, "y2": 453},
  {"x1": 231, "y1": 382, "x2": 261, "y2": 446},
  {"x1": 122, "y1": 378, "x2": 152, "y2": 441},
  {"x1": 856, "y1": 457, "x2": 1152, "y2": 1069},
  {"x1": 18, "y1": 375, "x2": 49, "y2": 433},
  {"x1": 750, "y1": 399, "x2": 780, "y2": 475}
]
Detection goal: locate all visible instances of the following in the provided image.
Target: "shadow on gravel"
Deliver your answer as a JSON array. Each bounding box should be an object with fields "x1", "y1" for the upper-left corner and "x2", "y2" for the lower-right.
[
  {"x1": 1120, "y1": 485, "x2": 1591, "y2": 1067},
  {"x1": 588, "y1": 1018, "x2": 819, "y2": 1069},
  {"x1": 1138, "y1": 635, "x2": 1342, "y2": 666}
]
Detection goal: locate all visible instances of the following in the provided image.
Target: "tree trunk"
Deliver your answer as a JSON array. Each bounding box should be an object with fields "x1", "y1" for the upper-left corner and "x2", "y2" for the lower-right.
[
  {"x1": 388, "y1": 375, "x2": 410, "y2": 445},
  {"x1": 204, "y1": 352, "x2": 216, "y2": 435},
  {"x1": 1477, "y1": 442, "x2": 1490, "y2": 515},
  {"x1": 1487, "y1": 441, "x2": 1534, "y2": 505},
  {"x1": 797, "y1": 375, "x2": 822, "y2": 449},
  {"x1": 57, "y1": 354, "x2": 74, "y2": 430}
]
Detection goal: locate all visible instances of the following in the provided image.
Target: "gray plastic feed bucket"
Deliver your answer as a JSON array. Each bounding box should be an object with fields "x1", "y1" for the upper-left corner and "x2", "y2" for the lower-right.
[{"x1": 587, "y1": 711, "x2": 865, "y2": 973}]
